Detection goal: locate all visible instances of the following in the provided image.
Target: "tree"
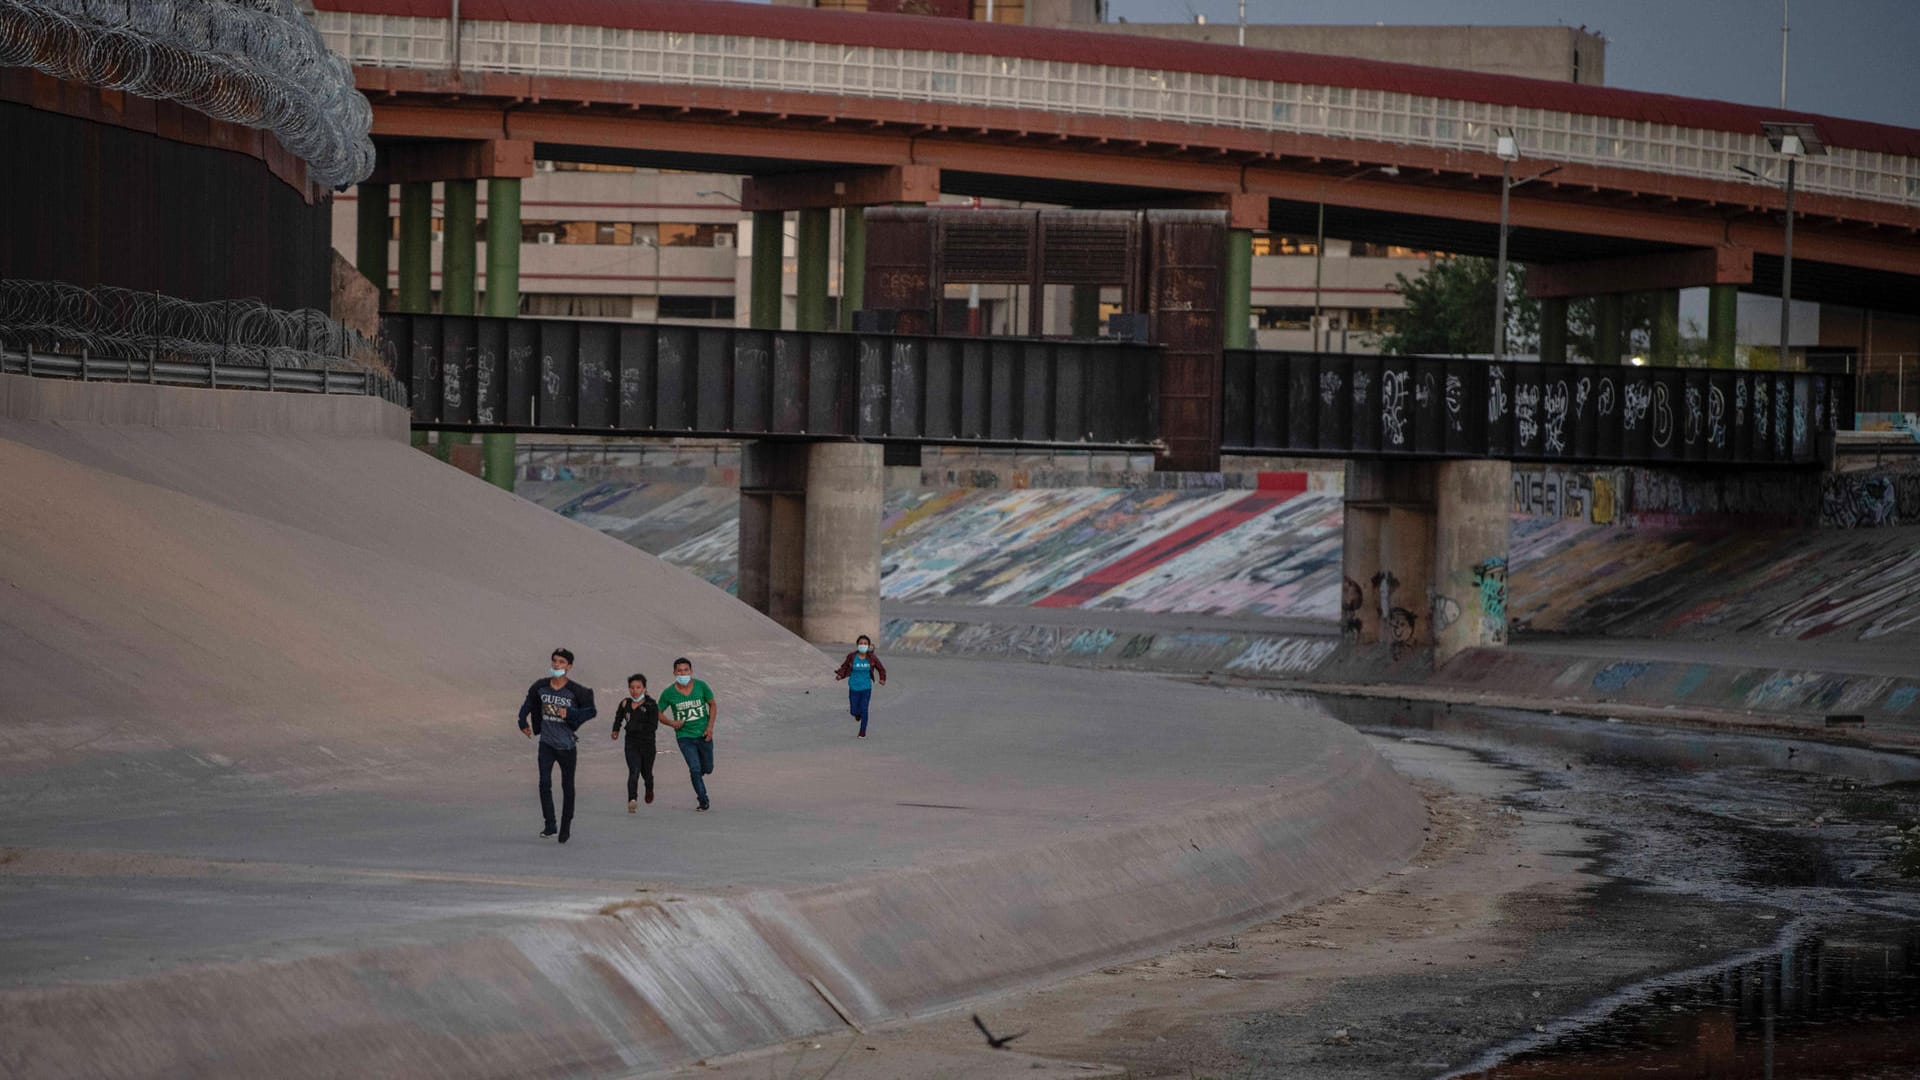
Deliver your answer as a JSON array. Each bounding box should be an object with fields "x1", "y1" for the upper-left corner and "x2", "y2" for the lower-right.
[
  {"x1": 1372, "y1": 255, "x2": 1527, "y2": 357},
  {"x1": 1373, "y1": 256, "x2": 1660, "y2": 362}
]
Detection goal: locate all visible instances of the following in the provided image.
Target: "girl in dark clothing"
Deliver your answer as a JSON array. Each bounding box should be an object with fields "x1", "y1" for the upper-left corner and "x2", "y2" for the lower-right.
[
  {"x1": 610, "y1": 673, "x2": 659, "y2": 810},
  {"x1": 832, "y1": 635, "x2": 887, "y2": 738}
]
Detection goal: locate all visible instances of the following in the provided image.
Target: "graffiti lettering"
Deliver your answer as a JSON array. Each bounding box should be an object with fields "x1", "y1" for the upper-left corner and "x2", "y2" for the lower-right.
[
  {"x1": 1543, "y1": 380, "x2": 1570, "y2": 453},
  {"x1": 1381, "y1": 368, "x2": 1411, "y2": 446},
  {"x1": 1652, "y1": 382, "x2": 1674, "y2": 448},
  {"x1": 1516, "y1": 383, "x2": 1540, "y2": 447},
  {"x1": 1319, "y1": 370, "x2": 1343, "y2": 407},
  {"x1": 1445, "y1": 374, "x2": 1465, "y2": 433},
  {"x1": 1597, "y1": 376, "x2": 1616, "y2": 419},
  {"x1": 1623, "y1": 380, "x2": 1650, "y2": 431},
  {"x1": 1708, "y1": 384, "x2": 1727, "y2": 449},
  {"x1": 1487, "y1": 367, "x2": 1509, "y2": 423},
  {"x1": 1683, "y1": 384, "x2": 1703, "y2": 447}
]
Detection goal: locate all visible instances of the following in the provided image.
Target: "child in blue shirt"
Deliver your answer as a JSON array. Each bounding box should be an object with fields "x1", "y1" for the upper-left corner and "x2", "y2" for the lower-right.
[{"x1": 832, "y1": 634, "x2": 888, "y2": 738}]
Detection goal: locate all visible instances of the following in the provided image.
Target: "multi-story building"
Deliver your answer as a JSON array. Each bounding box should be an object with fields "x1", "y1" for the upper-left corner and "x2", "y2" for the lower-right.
[{"x1": 332, "y1": 6, "x2": 1601, "y2": 354}]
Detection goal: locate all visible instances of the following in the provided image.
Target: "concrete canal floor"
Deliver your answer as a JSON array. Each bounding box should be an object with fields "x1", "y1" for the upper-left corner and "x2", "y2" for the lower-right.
[{"x1": 664, "y1": 692, "x2": 1920, "y2": 1080}]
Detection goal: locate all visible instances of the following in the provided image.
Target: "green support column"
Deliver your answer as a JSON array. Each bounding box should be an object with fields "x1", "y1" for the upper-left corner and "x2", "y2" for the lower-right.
[
  {"x1": 482, "y1": 176, "x2": 522, "y2": 491},
  {"x1": 1224, "y1": 228, "x2": 1253, "y2": 350},
  {"x1": 795, "y1": 208, "x2": 830, "y2": 331},
  {"x1": 441, "y1": 179, "x2": 477, "y2": 316},
  {"x1": 355, "y1": 182, "x2": 390, "y2": 303},
  {"x1": 751, "y1": 209, "x2": 785, "y2": 330},
  {"x1": 1594, "y1": 293, "x2": 1624, "y2": 364},
  {"x1": 396, "y1": 181, "x2": 433, "y2": 315},
  {"x1": 1707, "y1": 284, "x2": 1738, "y2": 368},
  {"x1": 839, "y1": 207, "x2": 867, "y2": 331},
  {"x1": 1650, "y1": 289, "x2": 1681, "y2": 365},
  {"x1": 1538, "y1": 296, "x2": 1568, "y2": 364},
  {"x1": 1071, "y1": 284, "x2": 1101, "y2": 339},
  {"x1": 485, "y1": 178, "x2": 522, "y2": 318}
]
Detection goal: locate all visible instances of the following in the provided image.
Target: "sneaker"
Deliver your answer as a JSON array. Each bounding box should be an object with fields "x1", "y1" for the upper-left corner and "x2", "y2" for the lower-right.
[
  {"x1": 696, "y1": 802, "x2": 710, "y2": 812},
  {"x1": 645, "y1": 789, "x2": 654, "y2": 805},
  {"x1": 858, "y1": 732, "x2": 867, "y2": 738},
  {"x1": 628, "y1": 800, "x2": 637, "y2": 814},
  {"x1": 558, "y1": 829, "x2": 570, "y2": 844},
  {"x1": 539, "y1": 827, "x2": 557, "y2": 839}
]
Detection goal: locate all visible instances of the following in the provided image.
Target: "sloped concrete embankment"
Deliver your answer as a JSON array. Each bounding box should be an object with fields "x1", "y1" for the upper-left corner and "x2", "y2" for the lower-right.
[
  {"x1": 3, "y1": 727, "x2": 1418, "y2": 1079},
  {"x1": 0, "y1": 378, "x2": 1423, "y2": 1078}
]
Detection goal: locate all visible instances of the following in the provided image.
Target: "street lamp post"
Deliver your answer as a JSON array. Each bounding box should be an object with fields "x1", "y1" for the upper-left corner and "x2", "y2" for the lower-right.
[
  {"x1": 1489, "y1": 134, "x2": 1560, "y2": 363},
  {"x1": 1493, "y1": 134, "x2": 1518, "y2": 362},
  {"x1": 1312, "y1": 165, "x2": 1397, "y2": 353},
  {"x1": 1740, "y1": 123, "x2": 1824, "y2": 368}
]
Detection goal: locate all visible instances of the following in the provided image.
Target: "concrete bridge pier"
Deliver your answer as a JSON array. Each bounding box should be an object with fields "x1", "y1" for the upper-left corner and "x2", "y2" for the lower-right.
[
  {"x1": 1342, "y1": 459, "x2": 1512, "y2": 663},
  {"x1": 739, "y1": 441, "x2": 884, "y2": 643}
]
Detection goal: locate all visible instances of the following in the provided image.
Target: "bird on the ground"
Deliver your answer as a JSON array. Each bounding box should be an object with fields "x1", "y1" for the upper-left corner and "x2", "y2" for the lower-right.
[{"x1": 972, "y1": 1013, "x2": 1027, "y2": 1050}]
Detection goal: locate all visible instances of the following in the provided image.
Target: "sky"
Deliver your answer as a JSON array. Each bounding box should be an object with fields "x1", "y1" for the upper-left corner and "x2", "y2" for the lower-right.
[{"x1": 1105, "y1": 0, "x2": 1920, "y2": 129}]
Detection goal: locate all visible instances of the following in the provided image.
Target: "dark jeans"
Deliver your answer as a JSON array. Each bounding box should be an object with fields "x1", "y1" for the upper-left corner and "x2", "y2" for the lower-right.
[
  {"x1": 849, "y1": 687, "x2": 873, "y2": 735},
  {"x1": 677, "y1": 737, "x2": 713, "y2": 806},
  {"x1": 537, "y1": 742, "x2": 577, "y2": 832},
  {"x1": 624, "y1": 740, "x2": 656, "y2": 801}
]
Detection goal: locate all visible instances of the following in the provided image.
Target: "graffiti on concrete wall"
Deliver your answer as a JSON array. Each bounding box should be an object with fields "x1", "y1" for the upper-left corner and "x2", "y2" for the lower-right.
[
  {"x1": 1472, "y1": 556, "x2": 1508, "y2": 644},
  {"x1": 1387, "y1": 606, "x2": 1420, "y2": 659},
  {"x1": 1743, "y1": 547, "x2": 1920, "y2": 641},
  {"x1": 1820, "y1": 470, "x2": 1920, "y2": 529},
  {"x1": 1341, "y1": 576, "x2": 1364, "y2": 640},
  {"x1": 1512, "y1": 468, "x2": 1621, "y2": 525}
]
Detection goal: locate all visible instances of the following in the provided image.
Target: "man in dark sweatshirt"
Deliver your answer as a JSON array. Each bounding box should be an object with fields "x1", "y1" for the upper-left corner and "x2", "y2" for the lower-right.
[{"x1": 517, "y1": 647, "x2": 597, "y2": 843}]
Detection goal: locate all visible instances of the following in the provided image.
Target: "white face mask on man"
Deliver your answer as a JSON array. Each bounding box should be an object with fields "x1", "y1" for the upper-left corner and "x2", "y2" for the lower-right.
[
  {"x1": 549, "y1": 667, "x2": 568, "y2": 679},
  {"x1": 675, "y1": 674, "x2": 692, "y2": 687}
]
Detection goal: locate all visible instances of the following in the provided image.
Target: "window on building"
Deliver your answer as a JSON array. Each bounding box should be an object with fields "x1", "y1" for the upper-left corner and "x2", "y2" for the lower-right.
[
  {"x1": 519, "y1": 221, "x2": 642, "y2": 245},
  {"x1": 551, "y1": 161, "x2": 636, "y2": 173},
  {"x1": 1251, "y1": 233, "x2": 1318, "y2": 257},
  {"x1": 1349, "y1": 242, "x2": 1439, "y2": 259},
  {"x1": 657, "y1": 223, "x2": 738, "y2": 247},
  {"x1": 969, "y1": 0, "x2": 1024, "y2": 21},
  {"x1": 520, "y1": 294, "x2": 635, "y2": 319},
  {"x1": 1345, "y1": 308, "x2": 1388, "y2": 331},
  {"x1": 1255, "y1": 306, "x2": 1314, "y2": 330},
  {"x1": 658, "y1": 296, "x2": 737, "y2": 320}
]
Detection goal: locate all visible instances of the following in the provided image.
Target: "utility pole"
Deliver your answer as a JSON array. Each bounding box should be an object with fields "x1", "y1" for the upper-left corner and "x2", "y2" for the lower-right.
[{"x1": 1779, "y1": 0, "x2": 1789, "y2": 108}]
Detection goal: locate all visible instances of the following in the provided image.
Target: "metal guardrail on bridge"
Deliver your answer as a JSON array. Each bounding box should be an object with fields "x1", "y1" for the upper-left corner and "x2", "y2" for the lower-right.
[
  {"x1": 385, "y1": 313, "x2": 1162, "y2": 450},
  {"x1": 1223, "y1": 351, "x2": 1850, "y2": 467}
]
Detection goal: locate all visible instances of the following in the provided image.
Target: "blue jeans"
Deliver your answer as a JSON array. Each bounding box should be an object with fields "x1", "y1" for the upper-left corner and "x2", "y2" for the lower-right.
[
  {"x1": 849, "y1": 687, "x2": 872, "y2": 735},
  {"x1": 677, "y1": 737, "x2": 713, "y2": 806}
]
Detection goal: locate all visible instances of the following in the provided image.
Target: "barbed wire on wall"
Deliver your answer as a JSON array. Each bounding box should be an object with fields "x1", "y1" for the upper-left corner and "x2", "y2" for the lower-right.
[
  {"x1": 0, "y1": 278, "x2": 379, "y2": 372},
  {"x1": 0, "y1": 0, "x2": 374, "y2": 187}
]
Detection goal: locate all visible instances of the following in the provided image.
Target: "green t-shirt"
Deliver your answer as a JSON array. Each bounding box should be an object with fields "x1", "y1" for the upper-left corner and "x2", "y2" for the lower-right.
[{"x1": 659, "y1": 679, "x2": 715, "y2": 739}]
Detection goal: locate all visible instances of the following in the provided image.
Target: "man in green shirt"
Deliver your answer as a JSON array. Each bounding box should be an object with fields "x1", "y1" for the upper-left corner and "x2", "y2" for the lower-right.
[{"x1": 658, "y1": 656, "x2": 717, "y2": 811}]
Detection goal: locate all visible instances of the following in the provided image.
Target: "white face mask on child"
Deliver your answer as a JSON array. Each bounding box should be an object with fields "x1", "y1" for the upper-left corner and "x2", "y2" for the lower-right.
[{"x1": 856, "y1": 644, "x2": 869, "y2": 654}]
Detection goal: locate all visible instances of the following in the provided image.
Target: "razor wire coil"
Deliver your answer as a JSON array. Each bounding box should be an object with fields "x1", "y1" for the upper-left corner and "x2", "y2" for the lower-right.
[
  {"x1": 0, "y1": 0, "x2": 374, "y2": 187},
  {"x1": 0, "y1": 278, "x2": 380, "y2": 372}
]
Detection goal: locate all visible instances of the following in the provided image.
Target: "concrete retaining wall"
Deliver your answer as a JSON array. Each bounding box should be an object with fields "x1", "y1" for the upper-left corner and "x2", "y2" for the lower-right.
[{"x1": 0, "y1": 373, "x2": 408, "y2": 440}]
